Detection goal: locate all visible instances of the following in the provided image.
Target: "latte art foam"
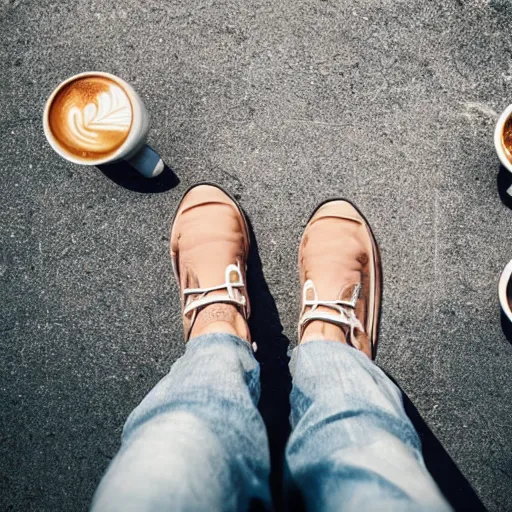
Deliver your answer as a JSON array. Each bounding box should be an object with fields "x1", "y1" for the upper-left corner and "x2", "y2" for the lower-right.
[{"x1": 48, "y1": 76, "x2": 133, "y2": 160}]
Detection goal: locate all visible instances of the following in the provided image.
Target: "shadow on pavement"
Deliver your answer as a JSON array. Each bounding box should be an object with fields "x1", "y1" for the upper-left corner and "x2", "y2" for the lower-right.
[
  {"x1": 401, "y1": 391, "x2": 487, "y2": 512},
  {"x1": 497, "y1": 165, "x2": 512, "y2": 209},
  {"x1": 245, "y1": 217, "x2": 292, "y2": 511},
  {"x1": 98, "y1": 160, "x2": 179, "y2": 193}
]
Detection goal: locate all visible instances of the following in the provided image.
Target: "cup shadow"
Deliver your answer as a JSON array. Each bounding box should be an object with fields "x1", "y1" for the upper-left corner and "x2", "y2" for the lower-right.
[
  {"x1": 501, "y1": 310, "x2": 512, "y2": 344},
  {"x1": 497, "y1": 164, "x2": 512, "y2": 209},
  {"x1": 245, "y1": 217, "x2": 292, "y2": 511},
  {"x1": 97, "y1": 160, "x2": 179, "y2": 193}
]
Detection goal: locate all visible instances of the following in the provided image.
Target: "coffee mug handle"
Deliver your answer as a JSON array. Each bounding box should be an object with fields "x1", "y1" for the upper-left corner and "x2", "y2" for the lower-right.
[{"x1": 125, "y1": 145, "x2": 164, "y2": 178}]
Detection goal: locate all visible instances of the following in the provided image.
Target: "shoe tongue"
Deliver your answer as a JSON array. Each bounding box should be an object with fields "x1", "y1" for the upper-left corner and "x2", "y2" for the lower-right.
[{"x1": 183, "y1": 255, "x2": 233, "y2": 290}]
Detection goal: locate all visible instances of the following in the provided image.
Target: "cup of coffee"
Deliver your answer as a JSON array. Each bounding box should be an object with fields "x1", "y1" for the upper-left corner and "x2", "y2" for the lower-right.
[
  {"x1": 43, "y1": 71, "x2": 163, "y2": 178},
  {"x1": 495, "y1": 105, "x2": 512, "y2": 172},
  {"x1": 499, "y1": 259, "x2": 512, "y2": 338}
]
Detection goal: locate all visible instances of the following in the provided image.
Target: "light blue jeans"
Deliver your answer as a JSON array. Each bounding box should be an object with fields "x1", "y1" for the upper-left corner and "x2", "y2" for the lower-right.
[{"x1": 91, "y1": 334, "x2": 451, "y2": 512}]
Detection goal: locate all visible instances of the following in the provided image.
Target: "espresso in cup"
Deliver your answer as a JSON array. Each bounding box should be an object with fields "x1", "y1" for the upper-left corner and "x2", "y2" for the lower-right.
[{"x1": 48, "y1": 75, "x2": 133, "y2": 161}]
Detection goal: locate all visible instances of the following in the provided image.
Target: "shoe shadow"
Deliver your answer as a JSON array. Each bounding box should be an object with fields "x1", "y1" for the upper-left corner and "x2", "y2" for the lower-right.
[
  {"x1": 399, "y1": 388, "x2": 487, "y2": 511},
  {"x1": 245, "y1": 217, "x2": 292, "y2": 511},
  {"x1": 97, "y1": 160, "x2": 179, "y2": 193}
]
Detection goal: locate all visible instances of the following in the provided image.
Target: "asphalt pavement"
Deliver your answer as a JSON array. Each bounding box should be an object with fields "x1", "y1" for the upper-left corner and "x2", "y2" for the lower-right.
[{"x1": 1, "y1": 0, "x2": 512, "y2": 510}]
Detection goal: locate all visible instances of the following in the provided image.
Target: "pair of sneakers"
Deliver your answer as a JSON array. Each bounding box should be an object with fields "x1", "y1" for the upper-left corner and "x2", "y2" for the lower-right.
[{"x1": 170, "y1": 184, "x2": 381, "y2": 358}]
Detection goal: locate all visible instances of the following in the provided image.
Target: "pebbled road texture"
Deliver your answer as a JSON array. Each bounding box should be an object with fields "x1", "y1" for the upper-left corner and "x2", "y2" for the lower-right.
[{"x1": 1, "y1": 0, "x2": 512, "y2": 510}]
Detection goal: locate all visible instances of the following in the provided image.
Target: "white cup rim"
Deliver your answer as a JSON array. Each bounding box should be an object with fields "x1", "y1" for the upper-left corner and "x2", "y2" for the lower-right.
[
  {"x1": 494, "y1": 104, "x2": 512, "y2": 174},
  {"x1": 498, "y1": 259, "x2": 512, "y2": 323},
  {"x1": 43, "y1": 71, "x2": 142, "y2": 166}
]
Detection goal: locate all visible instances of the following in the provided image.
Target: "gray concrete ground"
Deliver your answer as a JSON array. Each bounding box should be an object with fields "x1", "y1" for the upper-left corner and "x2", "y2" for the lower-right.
[{"x1": 2, "y1": 0, "x2": 512, "y2": 510}]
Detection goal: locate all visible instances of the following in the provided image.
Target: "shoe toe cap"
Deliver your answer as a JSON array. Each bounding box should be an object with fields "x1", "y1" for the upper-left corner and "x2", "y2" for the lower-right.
[
  {"x1": 311, "y1": 200, "x2": 364, "y2": 224},
  {"x1": 180, "y1": 184, "x2": 235, "y2": 210}
]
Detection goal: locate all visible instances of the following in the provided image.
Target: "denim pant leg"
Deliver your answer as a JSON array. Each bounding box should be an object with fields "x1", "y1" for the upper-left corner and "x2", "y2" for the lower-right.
[
  {"x1": 285, "y1": 341, "x2": 452, "y2": 512},
  {"x1": 91, "y1": 333, "x2": 272, "y2": 512}
]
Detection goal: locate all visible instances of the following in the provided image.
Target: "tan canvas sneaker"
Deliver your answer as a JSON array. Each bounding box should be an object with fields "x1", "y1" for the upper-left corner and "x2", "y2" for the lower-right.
[
  {"x1": 298, "y1": 200, "x2": 382, "y2": 359},
  {"x1": 170, "y1": 184, "x2": 251, "y2": 341}
]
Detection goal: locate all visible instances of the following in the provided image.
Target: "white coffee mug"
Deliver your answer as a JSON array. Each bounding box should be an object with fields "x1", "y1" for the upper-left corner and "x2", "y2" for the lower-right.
[
  {"x1": 494, "y1": 104, "x2": 512, "y2": 173},
  {"x1": 43, "y1": 71, "x2": 163, "y2": 178}
]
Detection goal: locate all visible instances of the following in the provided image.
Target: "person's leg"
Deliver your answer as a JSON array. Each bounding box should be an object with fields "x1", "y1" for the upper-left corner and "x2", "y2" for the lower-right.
[
  {"x1": 91, "y1": 185, "x2": 271, "y2": 511},
  {"x1": 92, "y1": 332, "x2": 270, "y2": 512},
  {"x1": 285, "y1": 200, "x2": 451, "y2": 511},
  {"x1": 286, "y1": 342, "x2": 451, "y2": 511}
]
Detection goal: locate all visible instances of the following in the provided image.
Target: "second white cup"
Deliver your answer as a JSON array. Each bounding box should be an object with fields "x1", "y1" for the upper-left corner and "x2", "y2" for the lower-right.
[{"x1": 494, "y1": 104, "x2": 512, "y2": 173}]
